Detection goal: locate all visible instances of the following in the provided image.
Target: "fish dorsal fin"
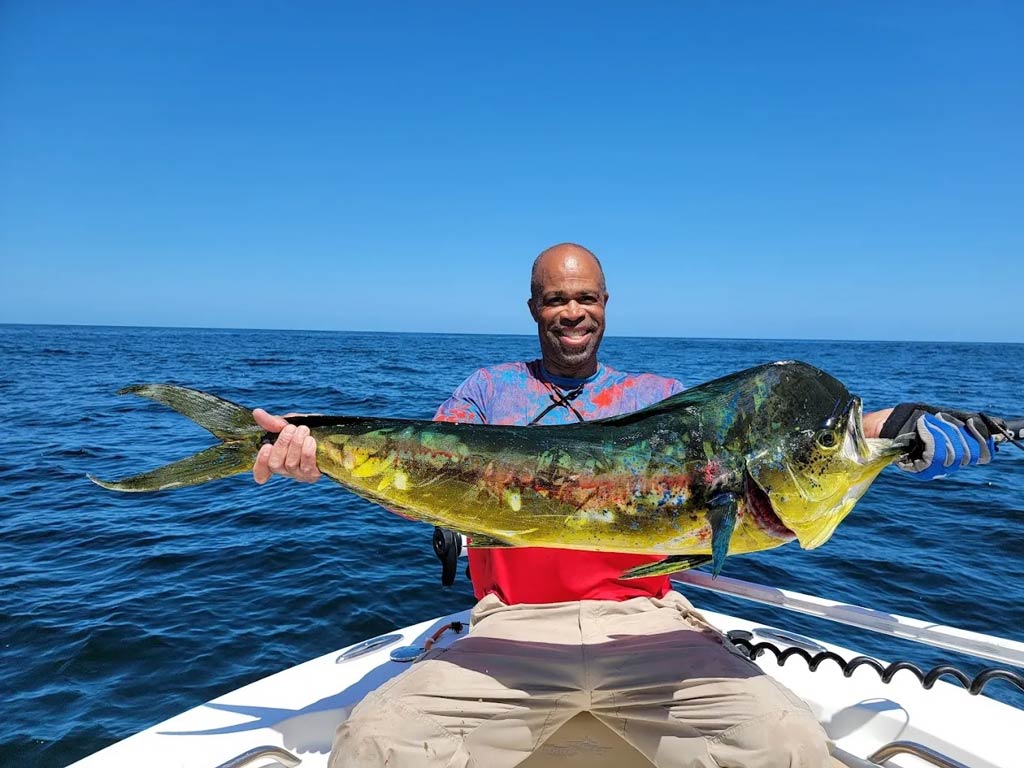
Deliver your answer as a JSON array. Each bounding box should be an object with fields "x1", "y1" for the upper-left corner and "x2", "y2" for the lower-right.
[{"x1": 590, "y1": 361, "x2": 830, "y2": 428}]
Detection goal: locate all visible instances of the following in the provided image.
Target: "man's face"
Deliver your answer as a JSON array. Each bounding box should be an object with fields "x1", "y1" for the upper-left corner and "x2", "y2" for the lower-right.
[{"x1": 528, "y1": 252, "x2": 608, "y2": 378}]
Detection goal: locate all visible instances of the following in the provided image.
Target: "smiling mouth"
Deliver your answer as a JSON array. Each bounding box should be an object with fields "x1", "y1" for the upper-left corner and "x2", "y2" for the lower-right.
[
  {"x1": 744, "y1": 470, "x2": 795, "y2": 541},
  {"x1": 556, "y1": 329, "x2": 594, "y2": 347}
]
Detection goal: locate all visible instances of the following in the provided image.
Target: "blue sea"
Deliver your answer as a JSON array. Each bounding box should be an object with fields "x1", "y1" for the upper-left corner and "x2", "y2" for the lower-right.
[{"x1": 2, "y1": 325, "x2": 1023, "y2": 767}]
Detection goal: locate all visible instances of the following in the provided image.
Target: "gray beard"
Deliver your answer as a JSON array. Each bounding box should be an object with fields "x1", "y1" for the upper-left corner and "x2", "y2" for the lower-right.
[{"x1": 548, "y1": 336, "x2": 598, "y2": 370}]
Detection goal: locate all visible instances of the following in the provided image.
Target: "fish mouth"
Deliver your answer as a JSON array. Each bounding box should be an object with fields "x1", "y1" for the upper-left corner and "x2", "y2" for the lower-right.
[
  {"x1": 744, "y1": 469, "x2": 795, "y2": 541},
  {"x1": 843, "y1": 396, "x2": 873, "y2": 461}
]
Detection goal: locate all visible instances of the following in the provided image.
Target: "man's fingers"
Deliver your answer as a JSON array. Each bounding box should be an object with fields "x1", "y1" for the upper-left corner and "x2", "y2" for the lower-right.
[
  {"x1": 285, "y1": 425, "x2": 309, "y2": 473},
  {"x1": 267, "y1": 424, "x2": 296, "y2": 474},
  {"x1": 300, "y1": 436, "x2": 319, "y2": 480},
  {"x1": 252, "y1": 414, "x2": 321, "y2": 484},
  {"x1": 253, "y1": 408, "x2": 289, "y2": 432},
  {"x1": 253, "y1": 443, "x2": 273, "y2": 484}
]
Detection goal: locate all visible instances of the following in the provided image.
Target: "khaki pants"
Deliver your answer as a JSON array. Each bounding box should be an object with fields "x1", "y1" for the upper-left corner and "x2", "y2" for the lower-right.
[{"x1": 330, "y1": 592, "x2": 830, "y2": 768}]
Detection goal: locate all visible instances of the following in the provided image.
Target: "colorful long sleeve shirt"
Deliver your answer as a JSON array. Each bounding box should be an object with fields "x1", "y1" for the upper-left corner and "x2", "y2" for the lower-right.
[{"x1": 434, "y1": 360, "x2": 684, "y2": 604}]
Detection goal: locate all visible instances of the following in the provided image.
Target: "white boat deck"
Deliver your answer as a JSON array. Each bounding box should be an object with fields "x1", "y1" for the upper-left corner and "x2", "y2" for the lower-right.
[{"x1": 68, "y1": 599, "x2": 1024, "y2": 768}]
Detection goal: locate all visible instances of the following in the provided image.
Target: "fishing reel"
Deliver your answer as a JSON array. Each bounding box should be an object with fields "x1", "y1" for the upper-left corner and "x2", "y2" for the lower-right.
[{"x1": 432, "y1": 527, "x2": 463, "y2": 587}]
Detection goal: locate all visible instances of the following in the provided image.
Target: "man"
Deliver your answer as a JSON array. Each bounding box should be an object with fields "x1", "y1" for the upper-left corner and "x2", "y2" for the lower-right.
[{"x1": 253, "y1": 243, "x2": 994, "y2": 767}]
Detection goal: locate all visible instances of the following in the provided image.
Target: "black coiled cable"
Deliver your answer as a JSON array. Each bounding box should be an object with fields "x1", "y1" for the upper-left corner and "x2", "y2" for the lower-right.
[{"x1": 725, "y1": 632, "x2": 1024, "y2": 696}]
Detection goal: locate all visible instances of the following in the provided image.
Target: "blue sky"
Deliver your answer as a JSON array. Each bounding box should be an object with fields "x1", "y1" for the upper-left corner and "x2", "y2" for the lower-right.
[{"x1": 1, "y1": 2, "x2": 1021, "y2": 341}]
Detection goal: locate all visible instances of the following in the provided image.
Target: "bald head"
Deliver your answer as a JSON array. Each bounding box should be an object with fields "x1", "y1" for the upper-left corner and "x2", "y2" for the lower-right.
[{"x1": 530, "y1": 243, "x2": 606, "y2": 301}]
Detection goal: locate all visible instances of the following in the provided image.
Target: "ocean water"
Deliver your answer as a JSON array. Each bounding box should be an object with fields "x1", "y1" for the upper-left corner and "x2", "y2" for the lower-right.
[{"x1": 1, "y1": 325, "x2": 1022, "y2": 767}]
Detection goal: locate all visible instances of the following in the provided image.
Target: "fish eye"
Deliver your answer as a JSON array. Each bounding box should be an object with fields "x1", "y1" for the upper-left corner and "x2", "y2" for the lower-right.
[{"x1": 816, "y1": 431, "x2": 838, "y2": 449}]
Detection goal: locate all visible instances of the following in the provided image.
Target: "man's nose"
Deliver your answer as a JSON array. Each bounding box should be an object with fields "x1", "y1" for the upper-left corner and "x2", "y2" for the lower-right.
[{"x1": 561, "y1": 300, "x2": 585, "y2": 322}]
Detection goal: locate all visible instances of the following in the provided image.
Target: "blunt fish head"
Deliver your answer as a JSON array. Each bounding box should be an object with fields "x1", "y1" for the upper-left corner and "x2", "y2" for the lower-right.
[{"x1": 745, "y1": 363, "x2": 903, "y2": 550}]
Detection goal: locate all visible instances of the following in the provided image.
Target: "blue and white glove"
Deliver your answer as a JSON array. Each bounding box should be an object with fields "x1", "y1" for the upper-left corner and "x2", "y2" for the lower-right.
[{"x1": 880, "y1": 403, "x2": 996, "y2": 480}]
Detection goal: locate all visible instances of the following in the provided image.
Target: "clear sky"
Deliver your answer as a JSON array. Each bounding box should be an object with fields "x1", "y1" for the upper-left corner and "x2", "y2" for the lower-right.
[{"x1": 1, "y1": 2, "x2": 1021, "y2": 341}]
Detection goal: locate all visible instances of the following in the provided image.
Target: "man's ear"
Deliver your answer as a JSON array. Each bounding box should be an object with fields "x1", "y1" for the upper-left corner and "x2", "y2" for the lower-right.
[{"x1": 527, "y1": 297, "x2": 539, "y2": 322}]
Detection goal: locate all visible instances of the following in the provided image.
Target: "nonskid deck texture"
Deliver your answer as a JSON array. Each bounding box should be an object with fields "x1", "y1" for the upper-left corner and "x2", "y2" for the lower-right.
[{"x1": 67, "y1": 591, "x2": 1024, "y2": 768}]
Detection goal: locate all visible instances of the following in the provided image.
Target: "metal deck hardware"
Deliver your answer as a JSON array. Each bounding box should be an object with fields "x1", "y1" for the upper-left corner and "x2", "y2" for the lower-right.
[
  {"x1": 213, "y1": 744, "x2": 301, "y2": 768},
  {"x1": 869, "y1": 740, "x2": 970, "y2": 768}
]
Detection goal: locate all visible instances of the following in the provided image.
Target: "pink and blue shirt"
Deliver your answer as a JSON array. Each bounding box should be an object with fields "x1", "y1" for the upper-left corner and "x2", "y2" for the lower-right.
[{"x1": 434, "y1": 360, "x2": 684, "y2": 604}]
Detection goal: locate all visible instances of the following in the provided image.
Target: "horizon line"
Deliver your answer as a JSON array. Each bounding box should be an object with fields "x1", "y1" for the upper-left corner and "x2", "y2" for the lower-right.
[{"x1": 1, "y1": 321, "x2": 1021, "y2": 347}]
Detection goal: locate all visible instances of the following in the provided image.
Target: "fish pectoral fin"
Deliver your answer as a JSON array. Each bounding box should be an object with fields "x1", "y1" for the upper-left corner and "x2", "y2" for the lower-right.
[
  {"x1": 708, "y1": 492, "x2": 739, "y2": 579},
  {"x1": 620, "y1": 555, "x2": 712, "y2": 580},
  {"x1": 620, "y1": 491, "x2": 737, "y2": 581}
]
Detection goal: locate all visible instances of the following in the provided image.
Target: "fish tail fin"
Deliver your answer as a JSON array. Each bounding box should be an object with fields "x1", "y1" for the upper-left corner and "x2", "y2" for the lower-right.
[
  {"x1": 89, "y1": 440, "x2": 261, "y2": 492},
  {"x1": 117, "y1": 384, "x2": 262, "y2": 440},
  {"x1": 88, "y1": 384, "x2": 264, "y2": 492}
]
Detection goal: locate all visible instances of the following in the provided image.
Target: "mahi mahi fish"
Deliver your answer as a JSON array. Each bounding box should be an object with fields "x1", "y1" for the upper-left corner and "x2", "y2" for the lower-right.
[{"x1": 90, "y1": 361, "x2": 907, "y2": 578}]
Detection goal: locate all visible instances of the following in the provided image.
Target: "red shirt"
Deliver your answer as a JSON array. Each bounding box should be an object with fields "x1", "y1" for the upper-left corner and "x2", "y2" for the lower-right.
[
  {"x1": 434, "y1": 360, "x2": 684, "y2": 605},
  {"x1": 466, "y1": 548, "x2": 672, "y2": 604}
]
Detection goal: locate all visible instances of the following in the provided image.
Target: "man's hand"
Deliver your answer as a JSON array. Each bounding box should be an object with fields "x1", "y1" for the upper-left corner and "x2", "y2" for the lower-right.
[
  {"x1": 880, "y1": 403, "x2": 996, "y2": 480},
  {"x1": 252, "y1": 409, "x2": 322, "y2": 484}
]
